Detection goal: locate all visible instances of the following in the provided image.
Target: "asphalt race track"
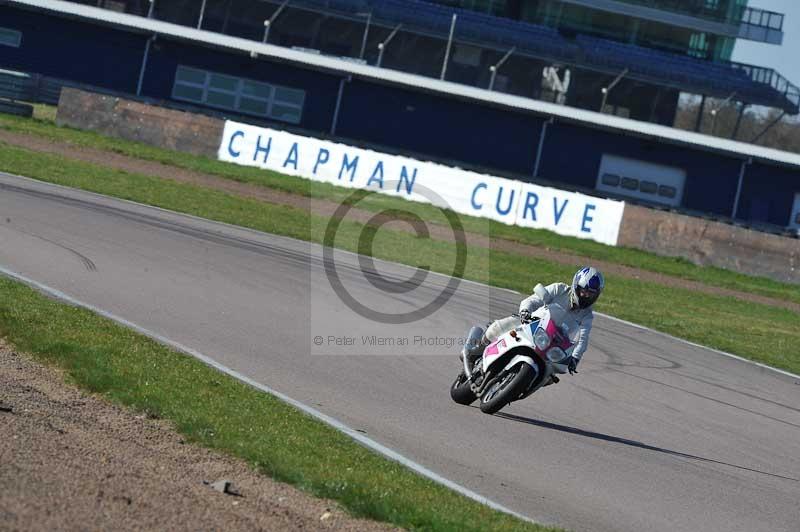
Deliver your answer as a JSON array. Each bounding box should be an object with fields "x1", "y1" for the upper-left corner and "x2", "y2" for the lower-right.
[{"x1": 1, "y1": 173, "x2": 799, "y2": 532}]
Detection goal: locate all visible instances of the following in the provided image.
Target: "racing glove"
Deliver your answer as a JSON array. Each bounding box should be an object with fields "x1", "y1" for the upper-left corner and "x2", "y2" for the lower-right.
[
  {"x1": 568, "y1": 356, "x2": 579, "y2": 375},
  {"x1": 519, "y1": 308, "x2": 532, "y2": 323}
]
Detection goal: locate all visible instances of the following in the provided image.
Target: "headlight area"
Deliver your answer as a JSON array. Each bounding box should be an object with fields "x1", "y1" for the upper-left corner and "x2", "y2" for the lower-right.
[
  {"x1": 533, "y1": 327, "x2": 551, "y2": 351},
  {"x1": 546, "y1": 347, "x2": 568, "y2": 363}
]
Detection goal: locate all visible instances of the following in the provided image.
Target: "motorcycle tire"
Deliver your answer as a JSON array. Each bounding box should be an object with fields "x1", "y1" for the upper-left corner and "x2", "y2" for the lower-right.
[
  {"x1": 450, "y1": 371, "x2": 477, "y2": 405},
  {"x1": 479, "y1": 363, "x2": 535, "y2": 414}
]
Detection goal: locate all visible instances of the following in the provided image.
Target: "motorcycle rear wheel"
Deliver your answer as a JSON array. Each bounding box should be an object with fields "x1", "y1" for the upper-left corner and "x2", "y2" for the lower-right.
[
  {"x1": 450, "y1": 371, "x2": 477, "y2": 405},
  {"x1": 479, "y1": 363, "x2": 535, "y2": 414}
]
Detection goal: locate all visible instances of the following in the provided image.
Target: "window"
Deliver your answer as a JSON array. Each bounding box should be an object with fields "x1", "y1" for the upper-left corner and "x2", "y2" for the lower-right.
[
  {"x1": 172, "y1": 66, "x2": 305, "y2": 124},
  {"x1": 272, "y1": 86, "x2": 305, "y2": 124},
  {"x1": 639, "y1": 181, "x2": 658, "y2": 194},
  {"x1": 103, "y1": 0, "x2": 127, "y2": 13},
  {"x1": 688, "y1": 33, "x2": 709, "y2": 59},
  {"x1": 601, "y1": 104, "x2": 630, "y2": 118},
  {"x1": 0, "y1": 27, "x2": 21, "y2": 48},
  {"x1": 601, "y1": 173, "x2": 620, "y2": 187},
  {"x1": 453, "y1": 44, "x2": 482, "y2": 67},
  {"x1": 177, "y1": 67, "x2": 206, "y2": 85},
  {"x1": 456, "y1": 0, "x2": 507, "y2": 16},
  {"x1": 658, "y1": 185, "x2": 677, "y2": 198},
  {"x1": 172, "y1": 84, "x2": 204, "y2": 102},
  {"x1": 597, "y1": 154, "x2": 685, "y2": 208},
  {"x1": 794, "y1": 212, "x2": 799, "y2": 224},
  {"x1": 242, "y1": 80, "x2": 271, "y2": 99},
  {"x1": 239, "y1": 97, "x2": 269, "y2": 116}
]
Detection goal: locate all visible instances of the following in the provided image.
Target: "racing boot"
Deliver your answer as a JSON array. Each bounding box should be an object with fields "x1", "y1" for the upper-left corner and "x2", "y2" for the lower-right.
[
  {"x1": 542, "y1": 375, "x2": 560, "y2": 387},
  {"x1": 461, "y1": 336, "x2": 488, "y2": 365},
  {"x1": 459, "y1": 326, "x2": 487, "y2": 366}
]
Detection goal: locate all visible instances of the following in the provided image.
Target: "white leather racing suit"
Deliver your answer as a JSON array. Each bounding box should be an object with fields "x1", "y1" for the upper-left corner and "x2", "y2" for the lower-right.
[{"x1": 485, "y1": 282, "x2": 594, "y2": 363}]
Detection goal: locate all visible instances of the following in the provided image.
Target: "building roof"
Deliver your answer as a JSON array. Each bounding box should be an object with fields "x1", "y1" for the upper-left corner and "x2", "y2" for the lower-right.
[{"x1": 12, "y1": 0, "x2": 800, "y2": 170}]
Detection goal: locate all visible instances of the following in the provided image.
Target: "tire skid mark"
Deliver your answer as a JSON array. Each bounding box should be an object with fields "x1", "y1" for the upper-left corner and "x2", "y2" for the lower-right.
[
  {"x1": 5, "y1": 223, "x2": 97, "y2": 272},
  {"x1": 594, "y1": 329, "x2": 800, "y2": 413},
  {"x1": 614, "y1": 368, "x2": 800, "y2": 430},
  {"x1": 669, "y1": 371, "x2": 800, "y2": 414},
  {"x1": 592, "y1": 340, "x2": 682, "y2": 370}
]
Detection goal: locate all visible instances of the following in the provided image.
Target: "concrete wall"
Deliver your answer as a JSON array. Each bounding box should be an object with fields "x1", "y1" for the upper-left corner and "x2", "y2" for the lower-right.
[
  {"x1": 56, "y1": 88, "x2": 223, "y2": 158},
  {"x1": 618, "y1": 204, "x2": 800, "y2": 284},
  {"x1": 56, "y1": 88, "x2": 800, "y2": 284}
]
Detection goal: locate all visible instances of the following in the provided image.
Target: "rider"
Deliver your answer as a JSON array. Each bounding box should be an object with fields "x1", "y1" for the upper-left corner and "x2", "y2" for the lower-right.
[{"x1": 465, "y1": 267, "x2": 605, "y2": 378}]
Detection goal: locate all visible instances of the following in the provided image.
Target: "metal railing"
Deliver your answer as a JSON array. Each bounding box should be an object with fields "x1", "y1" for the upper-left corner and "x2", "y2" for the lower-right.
[
  {"x1": 730, "y1": 62, "x2": 800, "y2": 112},
  {"x1": 740, "y1": 6, "x2": 784, "y2": 32},
  {"x1": 610, "y1": 0, "x2": 783, "y2": 30}
]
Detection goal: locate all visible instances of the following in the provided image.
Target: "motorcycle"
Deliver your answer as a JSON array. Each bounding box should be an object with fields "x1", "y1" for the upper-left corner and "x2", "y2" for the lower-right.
[{"x1": 450, "y1": 284, "x2": 576, "y2": 414}]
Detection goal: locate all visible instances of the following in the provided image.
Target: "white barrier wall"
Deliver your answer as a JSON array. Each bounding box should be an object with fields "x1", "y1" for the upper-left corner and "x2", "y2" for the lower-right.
[{"x1": 218, "y1": 121, "x2": 625, "y2": 245}]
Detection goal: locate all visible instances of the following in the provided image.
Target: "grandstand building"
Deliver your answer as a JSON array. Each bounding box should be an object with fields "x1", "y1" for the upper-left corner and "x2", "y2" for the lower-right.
[
  {"x1": 2, "y1": 0, "x2": 800, "y2": 232},
  {"x1": 69, "y1": 0, "x2": 798, "y2": 127},
  {"x1": 429, "y1": 0, "x2": 795, "y2": 124}
]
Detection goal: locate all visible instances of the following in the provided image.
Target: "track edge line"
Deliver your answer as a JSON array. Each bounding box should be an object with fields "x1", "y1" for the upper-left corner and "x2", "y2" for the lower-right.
[{"x1": 0, "y1": 265, "x2": 541, "y2": 526}]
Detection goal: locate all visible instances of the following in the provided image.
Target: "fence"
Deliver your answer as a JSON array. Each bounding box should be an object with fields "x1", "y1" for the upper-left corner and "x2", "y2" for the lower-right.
[{"x1": 0, "y1": 69, "x2": 64, "y2": 104}]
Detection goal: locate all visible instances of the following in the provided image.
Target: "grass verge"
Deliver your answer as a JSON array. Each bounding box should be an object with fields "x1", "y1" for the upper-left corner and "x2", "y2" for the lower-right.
[
  {"x1": 0, "y1": 277, "x2": 557, "y2": 531},
  {"x1": 2, "y1": 110, "x2": 800, "y2": 306},
  {"x1": 0, "y1": 141, "x2": 798, "y2": 374}
]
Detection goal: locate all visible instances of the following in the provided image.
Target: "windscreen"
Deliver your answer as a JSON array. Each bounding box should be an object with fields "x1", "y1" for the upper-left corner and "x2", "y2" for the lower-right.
[{"x1": 547, "y1": 303, "x2": 580, "y2": 344}]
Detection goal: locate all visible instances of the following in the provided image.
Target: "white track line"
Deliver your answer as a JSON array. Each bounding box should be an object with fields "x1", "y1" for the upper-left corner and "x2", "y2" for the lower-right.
[{"x1": 0, "y1": 265, "x2": 538, "y2": 525}]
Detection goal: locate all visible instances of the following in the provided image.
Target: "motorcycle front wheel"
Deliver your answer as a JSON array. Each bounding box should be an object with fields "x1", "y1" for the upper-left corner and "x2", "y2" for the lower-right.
[
  {"x1": 450, "y1": 371, "x2": 478, "y2": 405},
  {"x1": 479, "y1": 363, "x2": 535, "y2": 414}
]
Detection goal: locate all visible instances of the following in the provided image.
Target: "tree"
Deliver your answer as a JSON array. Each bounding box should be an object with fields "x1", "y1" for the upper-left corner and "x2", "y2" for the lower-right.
[{"x1": 674, "y1": 94, "x2": 800, "y2": 154}]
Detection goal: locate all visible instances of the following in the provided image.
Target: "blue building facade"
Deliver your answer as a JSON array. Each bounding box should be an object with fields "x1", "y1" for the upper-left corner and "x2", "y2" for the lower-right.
[
  {"x1": 1, "y1": 7, "x2": 147, "y2": 91},
  {"x1": 1, "y1": 1, "x2": 799, "y2": 231}
]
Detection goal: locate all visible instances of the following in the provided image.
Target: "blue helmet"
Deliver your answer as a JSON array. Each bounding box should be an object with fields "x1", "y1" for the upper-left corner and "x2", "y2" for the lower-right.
[{"x1": 570, "y1": 267, "x2": 604, "y2": 309}]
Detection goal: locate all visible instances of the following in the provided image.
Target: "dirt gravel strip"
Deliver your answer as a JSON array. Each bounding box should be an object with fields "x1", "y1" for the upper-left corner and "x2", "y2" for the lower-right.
[
  {"x1": 0, "y1": 339, "x2": 398, "y2": 532},
  {"x1": 0, "y1": 129, "x2": 797, "y2": 314}
]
